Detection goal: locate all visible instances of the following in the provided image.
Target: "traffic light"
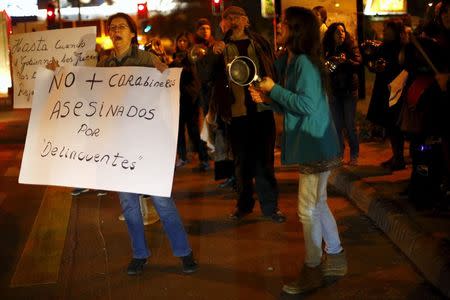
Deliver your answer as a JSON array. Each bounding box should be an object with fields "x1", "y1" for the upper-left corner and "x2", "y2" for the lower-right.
[
  {"x1": 137, "y1": 2, "x2": 148, "y2": 19},
  {"x1": 211, "y1": 0, "x2": 224, "y2": 16},
  {"x1": 141, "y1": 20, "x2": 152, "y2": 34},
  {"x1": 46, "y1": 3, "x2": 56, "y2": 25}
]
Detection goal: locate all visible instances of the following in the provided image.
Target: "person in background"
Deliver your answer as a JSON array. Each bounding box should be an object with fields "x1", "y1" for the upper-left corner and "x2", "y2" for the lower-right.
[
  {"x1": 211, "y1": 6, "x2": 286, "y2": 222},
  {"x1": 201, "y1": 19, "x2": 236, "y2": 189},
  {"x1": 323, "y1": 22, "x2": 362, "y2": 166},
  {"x1": 145, "y1": 37, "x2": 171, "y2": 65},
  {"x1": 249, "y1": 6, "x2": 346, "y2": 295},
  {"x1": 365, "y1": 18, "x2": 407, "y2": 171},
  {"x1": 170, "y1": 32, "x2": 209, "y2": 170},
  {"x1": 194, "y1": 18, "x2": 218, "y2": 118},
  {"x1": 312, "y1": 6, "x2": 328, "y2": 41}
]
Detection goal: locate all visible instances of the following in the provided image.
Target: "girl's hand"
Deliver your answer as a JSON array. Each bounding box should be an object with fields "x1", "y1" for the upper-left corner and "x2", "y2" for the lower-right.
[
  {"x1": 257, "y1": 76, "x2": 275, "y2": 93},
  {"x1": 436, "y1": 73, "x2": 449, "y2": 92},
  {"x1": 46, "y1": 57, "x2": 60, "y2": 71},
  {"x1": 257, "y1": 77, "x2": 275, "y2": 94},
  {"x1": 249, "y1": 85, "x2": 272, "y2": 104}
]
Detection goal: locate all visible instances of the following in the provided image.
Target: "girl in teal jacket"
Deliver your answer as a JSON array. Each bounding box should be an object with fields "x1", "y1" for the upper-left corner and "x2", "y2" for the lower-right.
[{"x1": 249, "y1": 6, "x2": 346, "y2": 295}]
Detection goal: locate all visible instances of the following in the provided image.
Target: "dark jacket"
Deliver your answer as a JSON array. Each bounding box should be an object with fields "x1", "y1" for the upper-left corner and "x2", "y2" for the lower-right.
[
  {"x1": 325, "y1": 41, "x2": 362, "y2": 96},
  {"x1": 97, "y1": 44, "x2": 159, "y2": 67},
  {"x1": 366, "y1": 41, "x2": 403, "y2": 127},
  {"x1": 194, "y1": 36, "x2": 220, "y2": 84},
  {"x1": 211, "y1": 31, "x2": 276, "y2": 122},
  {"x1": 170, "y1": 51, "x2": 200, "y2": 104}
]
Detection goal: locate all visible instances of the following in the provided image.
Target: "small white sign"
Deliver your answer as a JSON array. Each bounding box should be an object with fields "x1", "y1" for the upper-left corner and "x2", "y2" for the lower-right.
[
  {"x1": 19, "y1": 65, "x2": 182, "y2": 197},
  {"x1": 10, "y1": 27, "x2": 97, "y2": 108}
]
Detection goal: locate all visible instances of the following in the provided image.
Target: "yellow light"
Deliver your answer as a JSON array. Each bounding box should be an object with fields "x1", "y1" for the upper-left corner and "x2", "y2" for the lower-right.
[
  {"x1": 96, "y1": 35, "x2": 113, "y2": 50},
  {"x1": 335, "y1": 2, "x2": 340, "y2": 8},
  {"x1": 364, "y1": 0, "x2": 406, "y2": 15}
]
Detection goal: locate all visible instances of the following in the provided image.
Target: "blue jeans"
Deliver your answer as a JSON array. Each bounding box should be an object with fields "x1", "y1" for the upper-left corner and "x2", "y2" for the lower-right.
[
  {"x1": 331, "y1": 94, "x2": 359, "y2": 159},
  {"x1": 119, "y1": 192, "x2": 192, "y2": 259}
]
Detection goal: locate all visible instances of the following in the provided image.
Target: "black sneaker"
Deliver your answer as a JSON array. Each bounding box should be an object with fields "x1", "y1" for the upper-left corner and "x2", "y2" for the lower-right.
[
  {"x1": 181, "y1": 252, "x2": 198, "y2": 274},
  {"x1": 228, "y1": 209, "x2": 251, "y2": 220},
  {"x1": 127, "y1": 258, "x2": 147, "y2": 275},
  {"x1": 267, "y1": 210, "x2": 286, "y2": 223}
]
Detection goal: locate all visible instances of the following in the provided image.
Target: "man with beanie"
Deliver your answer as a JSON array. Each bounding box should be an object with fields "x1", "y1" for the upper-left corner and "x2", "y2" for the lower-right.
[
  {"x1": 194, "y1": 18, "x2": 219, "y2": 117},
  {"x1": 210, "y1": 6, "x2": 286, "y2": 223}
]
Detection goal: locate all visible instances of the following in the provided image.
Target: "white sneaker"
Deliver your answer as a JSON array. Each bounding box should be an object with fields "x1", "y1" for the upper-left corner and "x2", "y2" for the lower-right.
[{"x1": 71, "y1": 188, "x2": 89, "y2": 196}]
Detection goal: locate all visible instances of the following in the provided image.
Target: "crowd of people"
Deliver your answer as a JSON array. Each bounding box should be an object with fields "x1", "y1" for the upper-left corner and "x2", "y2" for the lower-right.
[
  {"x1": 363, "y1": 1, "x2": 449, "y2": 209},
  {"x1": 60, "y1": 1, "x2": 449, "y2": 295}
]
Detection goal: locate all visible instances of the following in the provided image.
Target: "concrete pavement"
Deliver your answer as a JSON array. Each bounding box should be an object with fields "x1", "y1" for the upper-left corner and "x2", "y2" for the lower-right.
[
  {"x1": 329, "y1": 143, "x2": 450, "y2": 298},
  {"x1": 0, "y1": 107, "x2": 449, "y2": 298}
]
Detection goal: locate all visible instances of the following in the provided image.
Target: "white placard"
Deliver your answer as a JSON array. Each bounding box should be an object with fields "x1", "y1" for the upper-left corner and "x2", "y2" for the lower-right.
[
  {"x1": 19, "y1": 65, "x2": 182, "y2": 197},
  {"x1": 10, "y1": 27, "x2": 97, "y2": 108}
]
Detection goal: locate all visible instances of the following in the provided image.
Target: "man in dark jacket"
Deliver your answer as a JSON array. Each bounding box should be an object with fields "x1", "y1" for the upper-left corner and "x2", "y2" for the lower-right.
[{"x1": 211, "y1": 6, "x2": 286, "y2": 223}]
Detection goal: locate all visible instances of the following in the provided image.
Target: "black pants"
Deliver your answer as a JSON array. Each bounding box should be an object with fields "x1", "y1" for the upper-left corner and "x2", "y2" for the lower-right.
[
  {"x1": 229, "y1": 111, "x2": 278, "y2": 215},
  {"x1": 177, "y1": 98, "x2": 208, "y2": 162},
  {"x1": 408, "y1": 133, "x2": 444, "y2": 208},
  {"x1": 386, "y1": 125, "x2": 405, "y2": 164}
]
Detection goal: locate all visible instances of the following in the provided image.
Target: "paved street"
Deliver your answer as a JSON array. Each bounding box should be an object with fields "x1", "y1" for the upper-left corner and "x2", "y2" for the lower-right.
[{"x1": 0, "y1": 141, "x2": 445, "y2": 299}]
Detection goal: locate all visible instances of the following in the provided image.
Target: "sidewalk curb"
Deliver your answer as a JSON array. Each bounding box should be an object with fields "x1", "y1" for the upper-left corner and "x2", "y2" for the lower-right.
[{"x1": 328, "y1": 168, "x2": 450, "y2": 298}]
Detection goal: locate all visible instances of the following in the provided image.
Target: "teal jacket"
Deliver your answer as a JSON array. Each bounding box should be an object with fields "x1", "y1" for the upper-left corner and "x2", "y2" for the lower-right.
[{"x1": 269, "y1": 54, "x2": 340, "y2": 165}]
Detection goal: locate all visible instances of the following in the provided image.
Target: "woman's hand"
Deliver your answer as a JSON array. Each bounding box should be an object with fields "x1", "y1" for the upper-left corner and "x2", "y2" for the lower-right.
[
  {"x1": 155, "y1": 60, "x2": 168, "y2": 73},
  {"x1": 46, "y1": 57, "x2": 60, "y2": 71},
  {"x1": 213, "y1": 41, "x2": 225, "y2": 55},
  {"x1": 249, "y1": 85, "x2": 272, "y2": 104}
]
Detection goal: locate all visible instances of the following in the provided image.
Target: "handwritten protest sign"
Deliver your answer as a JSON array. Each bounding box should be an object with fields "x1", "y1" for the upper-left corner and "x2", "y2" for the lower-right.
[
  {"x1": 19, "y1": 65, "x2": 182, "y2": 197},
  {"x1": 10, "y1": 27, "x2": 97, "y2": 108}
]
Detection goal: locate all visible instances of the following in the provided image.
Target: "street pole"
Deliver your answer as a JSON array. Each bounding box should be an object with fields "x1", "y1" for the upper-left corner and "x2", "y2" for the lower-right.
[
  {"x1": 356, "y1": 0, "x2": 365, "y2": 99},
  {"x1": 78, "y1": 0, "x2": 81, "y2": 22},
  {"x1": 274, "y1": 0, "x2": 281, "y2": 50},
  {"x1": 55, "y1": 0, "x2": 62, "y2": 28}
]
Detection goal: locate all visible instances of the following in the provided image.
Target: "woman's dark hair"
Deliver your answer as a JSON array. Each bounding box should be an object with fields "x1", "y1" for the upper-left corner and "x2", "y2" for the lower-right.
[
  {"x1": 384, "y1": 18, "x2": 405, "y2": 42},
  {"x1": 312, "y1": 6, "x2": 327, "y2": 24},
  {"x1": 175, "y1": 32, "x2": 194, "y2": 52},
  {"x1": 323, "y1": 22, "x2": 354, "y2": 55},
  {"x1": 106, "y1": 13, "x2": 138, "y2": 45},
  {"x1": 436, "y1": 1, "x2": 450, "y2": 28},
  {"x1": 284, "y1": 6, "x2": 330, "y2": 98}
]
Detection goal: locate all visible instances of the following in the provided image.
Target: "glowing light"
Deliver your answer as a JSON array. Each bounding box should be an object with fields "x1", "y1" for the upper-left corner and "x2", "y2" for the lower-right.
[
  {"x1": 138, "y1": 4, "x2": 146, "y2": 11},
  {"x1": 214, "y1": 0, "x2": 220, "y2": 3},
  {"x1": 364, "y1": 0, "x2": 406, "y2": 15},
  {"x1": 96, "y1": 35, "x2": 113, "y2": 50},
  {"x1": 144, "y1": 24, "x2": 152, "y2": 33},
  {"x1": 428, "y1": 2, "x2": 433, "y2": 7},
  {"x1": 6, "y1": 1, "x2": 187, "y2": 20},
  {"x1": 335, "y1": 3, "x2": 340, "y2": 8},
  {"x1": 0, "y1": 11, "x2": 11, "y2": 95}
]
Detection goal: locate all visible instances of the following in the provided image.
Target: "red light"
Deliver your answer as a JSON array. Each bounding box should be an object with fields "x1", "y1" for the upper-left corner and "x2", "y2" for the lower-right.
[
  {"x1": 211, "y1": 0, "x2": 223, "y2": 15},
  {"x1": 137, "y1": 3, "x2": 148, "y2": 19},
  {"x1": 46, "y1": 3, "x2": 56, "y2": 25}
]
